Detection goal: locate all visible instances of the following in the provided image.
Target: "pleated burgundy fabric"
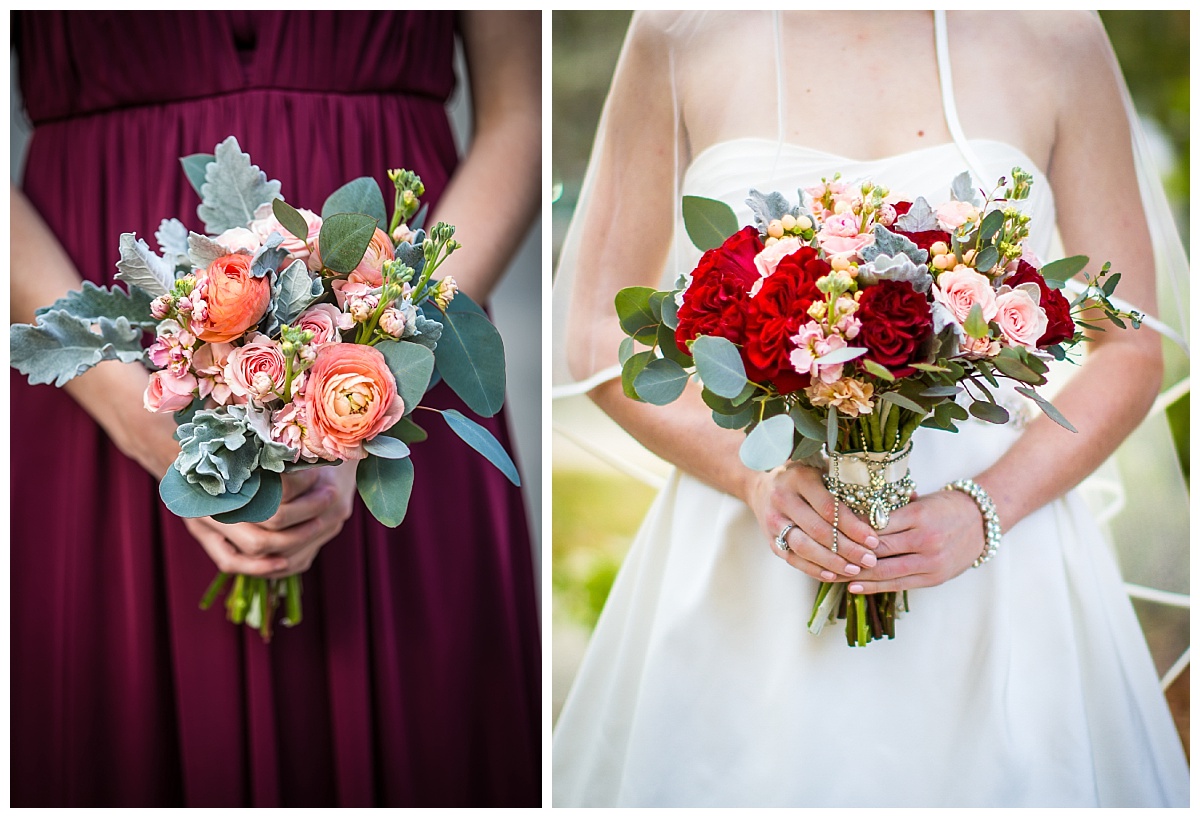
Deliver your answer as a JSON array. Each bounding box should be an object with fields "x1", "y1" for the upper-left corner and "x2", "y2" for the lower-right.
[{"x1": 11, "y1": 11, "x2": 540, "y2": 807}]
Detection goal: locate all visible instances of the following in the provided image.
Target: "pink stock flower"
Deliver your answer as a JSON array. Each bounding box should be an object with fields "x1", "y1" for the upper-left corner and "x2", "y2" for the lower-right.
[
  {"x1": 144, "y1": 369, "x2": 197, "y2": 413},
  {"x1": 192, "y1": 341, "x2": 236, "y2": 405},
  {"x1": 806, "y1": 377, "x2": 875, "y2": 417},
  {"x1": 995, "y1": 286, "x2": 1049, "y2": 350},
  {"x1": 933, "y1": 267, "x2": 998, "y2": 324},
  {"x1": 146, "y1": 321, "x2": 196, "y2": 378},
  {"x1": 958, "y1": 334, "x2": 1001, "y2": 359},
  {"x1": 224, "y1": 334, "x2": 288, "y2": 401},
  {"x1": 789, "y1": 321, "x2": 847, "y2": 384},
  {"x1": 379, "y1": 308, "x2": 406, "y2": 338},
  {"x1": 271, "y1": 401, "x2": 321, "y2": 463}
]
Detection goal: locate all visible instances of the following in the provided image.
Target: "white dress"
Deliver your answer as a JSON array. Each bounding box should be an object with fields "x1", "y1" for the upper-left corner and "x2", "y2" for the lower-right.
[{"x1": 552, "y1": 138, "x2": 1190, "y2": 807}]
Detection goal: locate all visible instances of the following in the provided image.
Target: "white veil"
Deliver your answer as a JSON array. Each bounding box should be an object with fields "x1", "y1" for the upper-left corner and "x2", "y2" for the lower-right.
[{"x1": 551, "y1": 11, "x2": 1189, "y2": 680}]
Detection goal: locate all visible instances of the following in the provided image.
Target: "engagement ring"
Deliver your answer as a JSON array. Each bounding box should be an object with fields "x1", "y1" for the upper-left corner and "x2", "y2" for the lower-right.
[{"x1": 775, "y1": 523, "x2": 796, "y2": 553}]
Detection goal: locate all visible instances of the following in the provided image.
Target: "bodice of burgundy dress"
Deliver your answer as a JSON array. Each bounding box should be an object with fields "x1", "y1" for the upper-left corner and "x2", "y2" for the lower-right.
[{"x1": 11, "y1": 11, "x2": 539, "y2": 808}]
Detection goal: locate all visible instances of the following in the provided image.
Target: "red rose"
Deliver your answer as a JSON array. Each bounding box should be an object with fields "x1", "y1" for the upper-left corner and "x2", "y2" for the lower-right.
[
  {"x1": 891, "y1": 201, "x2": 952, "y2": 252},
  {"x1": 675, "y1": 226, "x2": 762, "y2": 353},
  {"x1": 1004, "y1": 260, "x2": 1075, "y2": 346},
  {"x1": 742, "y1": 245, "x2": 829, "y2": 393},
  {"x1": 856, "y1": 279, "x2": 933, "y2": 377}
]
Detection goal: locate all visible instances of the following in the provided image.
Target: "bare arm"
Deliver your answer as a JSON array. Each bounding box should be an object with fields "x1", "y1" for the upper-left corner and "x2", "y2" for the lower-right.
[{"x1": 430, "y1": 11, "x2": 540, "y2": 304}]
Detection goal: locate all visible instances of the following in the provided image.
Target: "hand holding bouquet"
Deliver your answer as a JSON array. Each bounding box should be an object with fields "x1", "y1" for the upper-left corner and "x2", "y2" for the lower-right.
[
  {"x1": 12, "y1": 137, "x2": 519, "y2": 639},
  {"x1": 616, "y1": 169, "x2": 1139, "y2": 645}
]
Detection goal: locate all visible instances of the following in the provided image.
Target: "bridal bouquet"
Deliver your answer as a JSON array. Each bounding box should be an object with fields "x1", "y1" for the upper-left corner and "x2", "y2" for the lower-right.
[
  {"x1": 11, "y1": 136, "x2": 518, "y2": 640},
  {"x1": 615, "y1": 168, "x2": 1138, "y2": 645}
]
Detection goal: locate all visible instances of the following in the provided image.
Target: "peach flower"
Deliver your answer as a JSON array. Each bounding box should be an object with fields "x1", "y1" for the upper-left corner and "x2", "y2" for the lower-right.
[
  {"x1": 224, "y1": 334, "x2": 289, "y2": 401},
  {"x1": 346, "y1": 228, "x2": 395, "y2": 288},
  {"x1": 934, "y1": 267, "x2": 998, "y2": 324},
  {"x1": 144, "y1": 369, "x2": 197, "y2": 413},
  {"x1": 191, "y1": 254, "x2": 272, "y2": 343},
  {"x1": 995, "y1": 286, "x2": 1048, "y2": 350},
  {"x1": 303, "y1": 344, "x2": 404, "y2": 461},
  {"x1": 805, "y1": 377, "x2": 875, "y2": 417}
]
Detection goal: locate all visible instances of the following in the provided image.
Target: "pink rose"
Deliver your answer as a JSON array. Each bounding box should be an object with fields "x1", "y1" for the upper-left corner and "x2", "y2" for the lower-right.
[
  {"x1": 304, "y1": 344, "x2": 404, "y2": 461},
  {"x1": 224, "y1": 333, "x2": 288, "y2": 401},
  {"x1": 192, "y1": 341, "x2": 236, "y2": 405},
  {"x1": 817, "y1": 232, "x2": 875, "y2": 258},
  {"x1": 753, "y1": 237, "x2": 803, "y2": 280},
  {"x1": 250, "y1": 207, "x2": 322, "y2": 263},
  {"x1": 995, "y1": 286, "x2": 1049, "y2": 350},
  {"x1": 934, "y1": 267, "x2": 998, "y2": 324},
  {"x1": 935, "y1": 200, "x2": 980, "y2": 233},
  {"x1": 296, "y1": 303, "x2": 350, "y2": 345},
  {"x1": 346, "y1": 228, "x2": 395, "y2": 288},
  {"x1": 215, "y1": 227, "x2": 262, "y2": 254},
  {"x1": 144, "y1": 369, "x2": 197, "y2": 413}
]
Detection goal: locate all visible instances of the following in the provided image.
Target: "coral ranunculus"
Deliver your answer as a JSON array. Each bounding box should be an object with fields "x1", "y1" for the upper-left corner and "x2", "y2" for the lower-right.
[
  {"x1": 191, "y1": 254, "x2": 271, "y2": 343},
  {"x1": 856, "y1": 279, "x2": 934, "y2": 376},
  {"x1": 347, "y1": 228, "x2": 396, "y2": 288},
  {"x1": 303, "y1": 344, "x2": 404, "y2": 461}
]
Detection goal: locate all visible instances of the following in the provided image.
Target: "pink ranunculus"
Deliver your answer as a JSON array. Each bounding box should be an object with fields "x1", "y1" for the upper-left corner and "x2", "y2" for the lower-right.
[
  {"x1": 250, "y1": 207, "x2": 322, "y2": 263},
  {"x1": 224, "y1": 333, "x2": 288, "y2": 401},
  {"x1": 295, "y1": 303, "x2": 349, "y2": 345},
  {"x1": 304, "y1": 344, "x2": 404, "y2": 461},
  {"x1": 144, "y1": 369, "x2": 197, "y2": 413},
  {"x1": 935, "y1": 200, "x2": 980, "y2": 233},
  {"x1": 215, "y1": 227, "x2": 262, "y2": 254},
  {"x1": 192, "y1": 341, "x2": 236, "y2": 404},
  {"x1": 995, "y1": 285, "x2": 1049, "y2": 350},
  {"x1": 753, "y1": 237, "x2": 803, "y2": 280},
  {"x1": 346, "y1": 228, "x2": 395, "y2": 288},
  {"x1": 934, "y1": 266, "x2": 999, "y2": 324}
]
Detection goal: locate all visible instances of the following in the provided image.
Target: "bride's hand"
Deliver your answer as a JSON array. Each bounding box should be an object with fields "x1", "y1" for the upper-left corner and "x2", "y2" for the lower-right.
[
  {"x1": 844, "y1": 488, "x2": 987, "y2": 594},
  {"x1": 183, "y1": 461, "x2": 359, "y2": 579},
  {"x1": 746, "y1": 460, "x2": 881, "y2": 581}
]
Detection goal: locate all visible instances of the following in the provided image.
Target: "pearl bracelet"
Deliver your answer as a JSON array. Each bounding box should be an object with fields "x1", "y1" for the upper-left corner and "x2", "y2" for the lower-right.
[{"x1": 943, "y1": 479, "x2": 1002, "y2": 568}]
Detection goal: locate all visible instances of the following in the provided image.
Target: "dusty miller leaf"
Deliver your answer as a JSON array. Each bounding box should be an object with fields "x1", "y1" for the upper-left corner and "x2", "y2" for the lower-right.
[
  {"x1": 859, "y1": 224, "x2": 927, "y2": 266},
  {"x1": 155, "y1": 218, "x2": 191, "y2": 267},
  {"x1": 175, "y1": 408, "x2": 263, "y2": 496},
  {"x1": 196, "y1": 136, "x2": 282, "y2": 234},
  {"x1": 746, "y1": 189, "x2": 808, "y2": 234},
  {"x1": 895, "y1": 197, "x2": 937, "y2": 232},
  {"x1": 859, "y1": 253, "x2": 932, "y2": 292},
  {"x1": 188, "y1": 231, "x2": 227, "y2": 269},
  {"x1": 250, "y1": 231, "x2": 287, "y2": 278},
  {"x1": 265, "y1": 259, "x2": 324, "y2": 335},
  {"x1": 225, "y1": 403, "x2": 298, "y2": 472},
  {"x1": 35, "y1": 280, "x2": 157, "y2": 329},
  {"x1": 115, "y1": 232, "x2": 175, "y2": 297},
  {"x1": 11, "y1": 311, "x2": 146, "y2": 387},
  {"x1": 950, "y1": 171, "x2": 982, "y2": 207}
]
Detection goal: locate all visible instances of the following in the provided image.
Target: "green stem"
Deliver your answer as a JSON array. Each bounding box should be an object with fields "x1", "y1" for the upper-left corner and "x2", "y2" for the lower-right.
[
  {"x1": 284, "y1": 575, "x2": 303, "y2": 627},
  {"x1": 200, "y1": 572, "x2": 231, "y2": 610},
  {"x1": 227, "y1": 574, "x2": 248, "y2": 624}
]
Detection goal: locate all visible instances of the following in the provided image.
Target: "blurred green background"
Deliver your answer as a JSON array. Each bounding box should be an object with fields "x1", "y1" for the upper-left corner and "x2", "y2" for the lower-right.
[{"x1": 551, "y1": 10, "x2": 1190, "y2": 719}]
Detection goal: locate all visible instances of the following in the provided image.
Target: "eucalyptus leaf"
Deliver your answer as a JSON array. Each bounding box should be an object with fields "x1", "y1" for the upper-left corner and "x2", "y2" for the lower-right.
[
  {"x1": 919, "y1": 385, "x2": 960, "y2": 397},
  {"x1": 861, "y1": 359, "x2": 896, "y2": 382},
  {"x1": 825, "y1": 407, "x2": 839, "y2": 454},
  {"x1": 614, "y1": 287, "x2": 659, "y2": 344},
  {"x1": 713, "y1": 404, "x2": 756, "y2": 429},
  {"x1": 740, "y1": 413, "x2": 795, "y2": 471},
  {"x1": 991, "y1": 349, "x2": 1047, "y2": 385},
  {"x1": 791, "y1": 436, "x2": 825, "y2": 461},
  {"x1": 814, "y1": 346, "x2": 867, "y2": 365},
  {"x1": 387, "y1": 416, "x2": 428, "y2": 444},
  {"x1": 318, "y1": 212, "x2": 378, "y2": 274},
  {"x1": 11, "y1": 312, "x2": 146, "y2": 387},
  {"x1": 691, "y1": 335, "x2": 746, "y2": 399},
  {"x1": 160, "y1": 466, "x2": 260, "y2": 518},
  {"x1": 321, "y1": 176, "x2": 388, "y2": 231},
  {"x1": 211, "y1": 471, "x2": 283, "y2": 524},
  {"x1": 356, "y1": 454, "x2": 415, "y2": 527},
  {"x1": 363, "y1": 435, "x2": 412, "y2": 460},
  {"x1": 1039, "y1": 255, "x2": 1089, "y2": 286},
  {"x1": 115, "y1": 233, "x2": 175, "y2": 297},
  {"x1": 633, "y1": 358, "x2": 689, "y2": 405},
  {"x1": 657, "y1": 323, "x2": 692, "y2": 366},
  {"x1": 34, "y1": 280, "x2": 157, "y2": 329},
  {"x1": 963, "y1": 303, "x2": 989, "y2": 339},
  {"x1": 973, "y1": 245, "x2": 1000, "y2": 273},
  {"x1": 196, "y1": 136, "x2": 282, "y2": 234},
  {"x1": 969, "y1": 400, "x2": 1010, "y2": 424},
  {"x1": 621, "y1": 350, "x2": 654, "y2": 401},
  {"x1": 272, "y1": 198, "x2": 311, "y2": 242},
  {"x1": 1102, "y1": 272, "x2": 1122, "y2": 297},
  {"x1": 790, "y1": 404, "x2": 827, "y2": 441},
  {"x1": 682, "y1": 195, "x2": 738, "y2": 252},
  {"x1": 618, "y1": 336, "x2": 635, "y2": 365},
  {"x1": 376, "y1": 340, "x2": 436, "y2": 416},
  {"x1": 881, "y1": 391, "x2": 927, "y2": 414},
  {"x1": 1015, "y1": 386, "x2": 1078, "y2": 433},
  {"x1": 180, "y1": 153, "x2": 215, "y2": 197},
  {"x1": 441, "y1": 408, "x2": 521, "y2": 486},
  {"x1": 660, "y1": 294, "x2": 681, "y2": 330},
  {"x1": 978, "y1": 209, "x2": 1004, "y2": 242},
  {"x1": 428, "y1": 305, "x2": 506, "y2": 417}
]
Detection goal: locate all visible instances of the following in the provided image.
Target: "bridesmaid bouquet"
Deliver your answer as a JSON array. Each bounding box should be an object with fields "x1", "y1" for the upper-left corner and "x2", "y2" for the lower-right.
[
  {"x1": 11, "y1": 136, "x2": 518, "y2": 640},
  {"x1": 615, "y1": 168, "x2": 1139, "y2": 645}
]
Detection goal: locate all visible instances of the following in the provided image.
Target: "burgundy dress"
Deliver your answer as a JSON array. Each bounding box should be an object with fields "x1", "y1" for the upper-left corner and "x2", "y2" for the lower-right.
[{"x1": 11, "y1": 12, "x2": 540, "y2": 807}]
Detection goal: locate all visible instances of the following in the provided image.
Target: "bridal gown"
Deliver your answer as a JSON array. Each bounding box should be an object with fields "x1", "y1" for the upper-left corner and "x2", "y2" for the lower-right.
[{"x1": 552, "y1": 21, "x2": 1189, "y2": 809}]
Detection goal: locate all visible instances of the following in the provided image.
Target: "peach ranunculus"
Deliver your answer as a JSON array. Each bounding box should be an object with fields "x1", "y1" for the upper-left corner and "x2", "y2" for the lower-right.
[
  {"x1": 250, "y1": 205, "x2": 322, "y2": 264},
  {"x1": 935, "y1": 200, "x2": 980, "y2": 233},
  {"x1": 224, "y1": 333, "x2": 290, "y2": 401},
  {"x1": 191, "y1": 254, "x2": 272, "y2": 343},
  {"x1": 296, "y1": 303, "x2": 352, "y2": 345},
  {"x1": 753, "y1": 236, "x2": 804, "y2": 280},
  {"x1": 933, "y1": 266, "x2": 998, "y2": 324},
  {"x1": 346, "y1": 228, "x2": 395, "y2": 288},
  {"x1": 995, "y1": 286, "x2": 1049, "y2": 350},
  {"x1": 144, "y1": 369, "x2": 197, "y2": 413},
  {"x1": 303, "y1": 343, "x2": 403, "y2": 461}
]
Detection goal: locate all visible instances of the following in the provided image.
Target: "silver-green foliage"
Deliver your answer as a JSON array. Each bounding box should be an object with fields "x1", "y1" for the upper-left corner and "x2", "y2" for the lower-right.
[
  {"x1": 196, "y1": 136, "x2": 282, "y2": 234},
  {"x1": 11, "y1": 311, "x2": 146, "y2": 387},
  {"x1": 115, "y1": 232, "x2": 176, "y2": 297}
]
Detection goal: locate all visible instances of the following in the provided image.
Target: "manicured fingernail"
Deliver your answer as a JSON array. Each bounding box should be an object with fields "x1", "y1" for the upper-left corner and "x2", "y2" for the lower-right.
[
  {"x1": 849, "y1": 583, "x2": 864, "y2": 594},
  {"x1": 843, "y1": 564, "x2": 860, "y2": 576},
  {"x1": 866, "y1": 535, "x2": 880, "y2": 548},
  {"x1": 861, "y1": 552, "x2": 877, "y2": 567},
  {"x1": 820, "y1": 570, "x2": 836, "y2": 581}
]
